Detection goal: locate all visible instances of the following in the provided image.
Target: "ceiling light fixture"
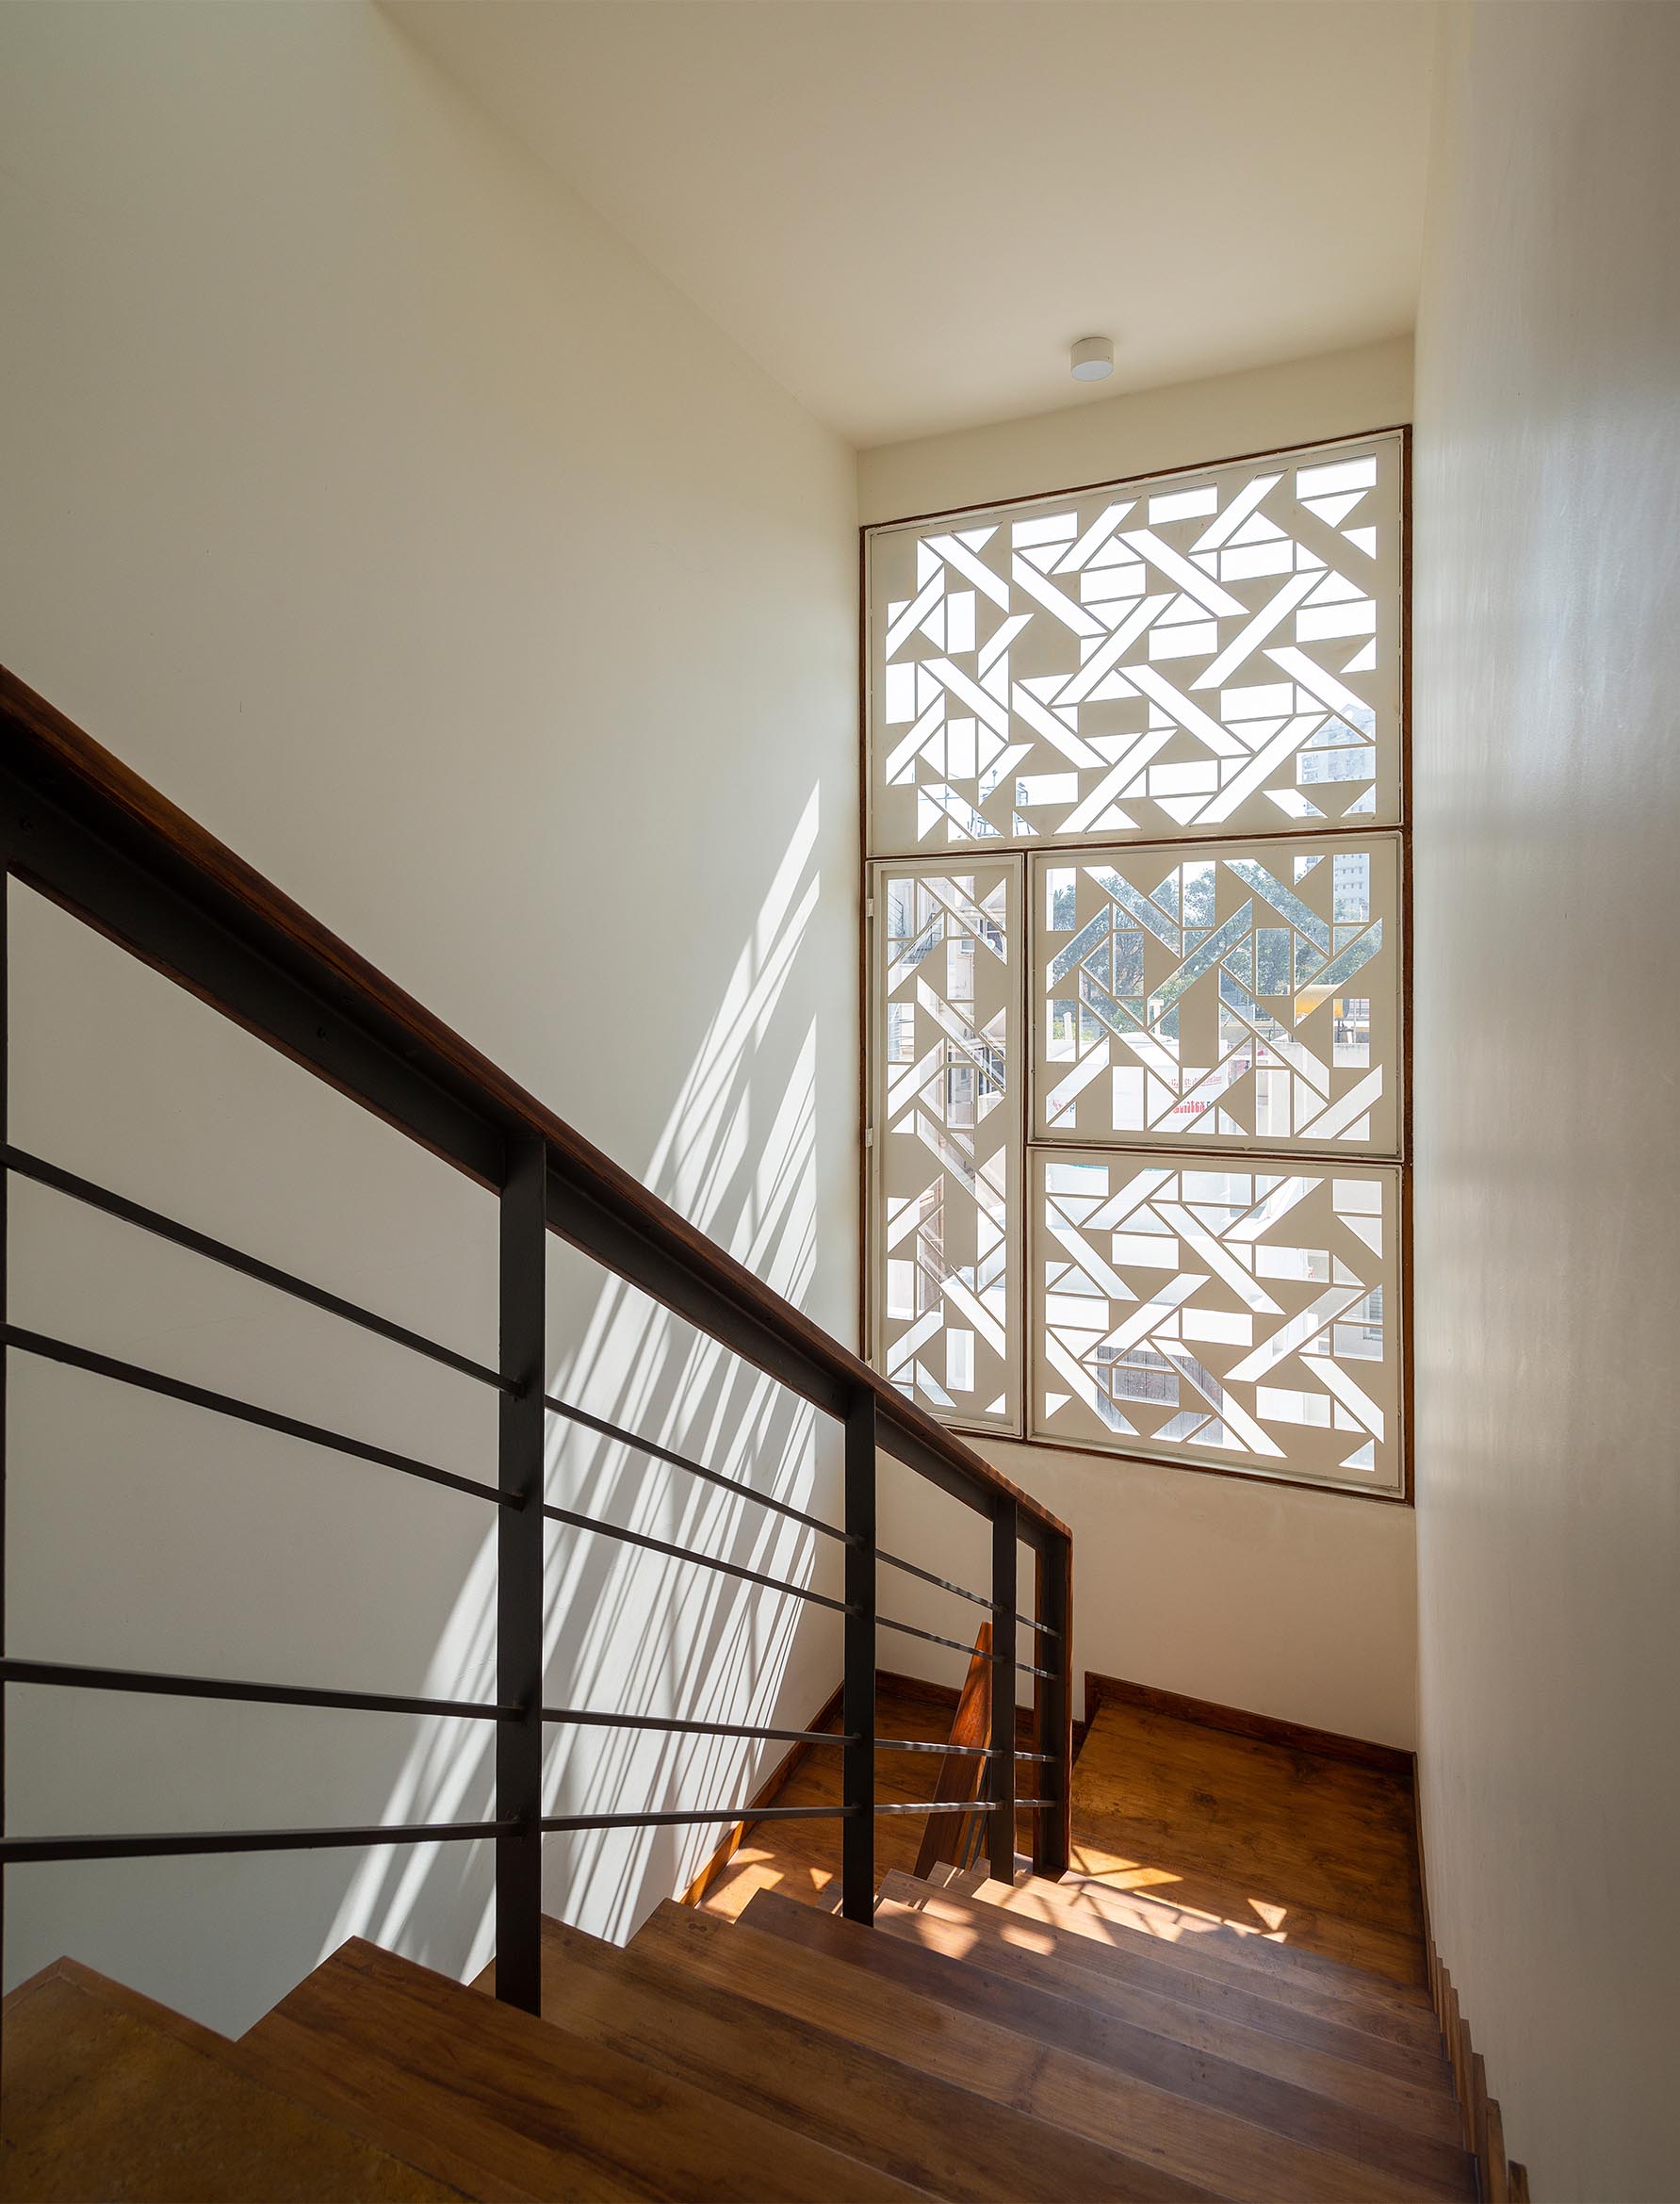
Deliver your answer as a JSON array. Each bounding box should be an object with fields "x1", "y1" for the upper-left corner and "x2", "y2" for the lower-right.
[{"x1": 1070, "y1": 335, "x2": 1115, "y2": 383}]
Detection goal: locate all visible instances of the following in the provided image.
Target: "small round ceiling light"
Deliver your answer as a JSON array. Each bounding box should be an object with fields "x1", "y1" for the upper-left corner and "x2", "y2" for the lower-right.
[{"x1": 1070, "y1": 335, "x2": 1115, "y2": 383}]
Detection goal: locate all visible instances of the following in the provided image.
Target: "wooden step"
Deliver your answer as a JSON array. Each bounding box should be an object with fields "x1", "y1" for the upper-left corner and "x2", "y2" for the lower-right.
[
  {"x1": 896, "y1": 1869, "x2": 1448, "y2": 2082},
  {"x1": 0, "y1": 1955, "x2": 462, "y2": 2203},
  {"x1": 636, "y1": 1901, "x2": 1455, "y2": 2204},
  {"x1": 513, "y1": 1913, "x2": 1222, "y2": 2204},
  {"x1": 739, "y1": 1885, "x2": 1471, "y2": 2196},
  {"x1": 1064, "y1": 1705, "x2": 1427, "y2": 1987},
  {"x1": 1063, "y1": 1867, "x2": 1425, "y2": 1992},
  {"x1": 1003, "y1": 1861, "x2": 1429, "y2": 2005},
  {"x1": 240, "y1": 1935, "x2": 921, "y2": 2202},
  {"x1": 872, "y1": 1875, "x2": 1459, "y2": 2134},
  {"x1": 929, "y1": 1859, "x2": 1436, "y2": 2015},
  {"x1": 923, "y1": 1868, "x2": 1443, "y2": 2053}
]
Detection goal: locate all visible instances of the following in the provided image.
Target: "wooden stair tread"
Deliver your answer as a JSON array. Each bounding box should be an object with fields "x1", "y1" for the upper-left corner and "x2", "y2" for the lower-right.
[
  {"x1": 871, "y1": 1877, "x2": 1459, "y2": 2131},
  {"x1": 1065, "y1": 1705, "x2": 1427, "y2": 1988},
  {"x1": 738, "y1": 1890, "x2": 1472, "y2": 2199},
  {"x1": 922, "y1": 1868, "x2": 1443, "y2": 2053},
  {"x1": 240, "y1": 1935, "x2": 919, "y2": 2202},
  {"x1": 1052, "y1": 1861, "x2": 1423, "y2": 1995},
  {"x1": 0, "y1": 1956, "x2": 463, "y2": 2203},
  {"x1": 520, "y1": 1913, "x2": 1222, "y2": 2204},
  {"x1": 931, "y1": 1860, "x2": 1434, "y2": 2013},
  {"x1": 636, "y1": 1901, "x2": 1454, "y2": 2204}
]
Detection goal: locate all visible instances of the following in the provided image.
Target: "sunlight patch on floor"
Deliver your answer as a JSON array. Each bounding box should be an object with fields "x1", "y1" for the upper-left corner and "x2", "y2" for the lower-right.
[{"x1": 1068, "y1": 1838, "x2": 1297, "y2": 1945}]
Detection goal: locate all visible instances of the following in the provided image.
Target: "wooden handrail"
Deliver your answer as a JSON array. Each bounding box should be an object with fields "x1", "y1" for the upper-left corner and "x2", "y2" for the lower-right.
[{"x1": 0, "y1": 661, "x2": 1068, "y2": 1546}]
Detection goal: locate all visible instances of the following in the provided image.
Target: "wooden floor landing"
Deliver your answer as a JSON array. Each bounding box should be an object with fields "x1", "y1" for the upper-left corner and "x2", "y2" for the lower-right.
[{"x1": 1068, "y1": 1699, "x2": 1426, "y2": 1985}]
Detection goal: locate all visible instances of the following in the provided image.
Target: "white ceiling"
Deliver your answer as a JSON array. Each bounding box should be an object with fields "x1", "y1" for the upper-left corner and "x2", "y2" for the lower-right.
[{"x1": 390, "y1": 0, "x2": 1436, "y2": 449}]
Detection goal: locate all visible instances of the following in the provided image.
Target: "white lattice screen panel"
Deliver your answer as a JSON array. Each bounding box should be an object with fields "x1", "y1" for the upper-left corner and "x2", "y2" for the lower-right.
[
  {"x1": 869, "y1": 857, "x2": 1020, "y2": 1432},
  {"x1": 869, "y1": 436, "x2": 1402, "y2": 855},
  {"x1": 1031, "y1": 1151, "x2": 1401, "y2": 1491},
  {"x1": 1035, "y1": 837, "x2": 1400, "y2": 1153}
]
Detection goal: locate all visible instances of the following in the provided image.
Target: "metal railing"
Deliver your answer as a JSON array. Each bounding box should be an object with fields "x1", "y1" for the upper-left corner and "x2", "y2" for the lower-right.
[{"x1": 0, "y1": 662, "x2": 1073, "y2": 2016}]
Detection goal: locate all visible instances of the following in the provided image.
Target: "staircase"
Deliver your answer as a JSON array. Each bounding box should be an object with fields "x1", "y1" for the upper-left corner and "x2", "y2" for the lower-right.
[
  {"x1": 5, "y1": 1851, "x2": 1476, "y2": 2201},
  {"x1": 0, "y1": 675, "x2": 1507, "y2": 2198}
]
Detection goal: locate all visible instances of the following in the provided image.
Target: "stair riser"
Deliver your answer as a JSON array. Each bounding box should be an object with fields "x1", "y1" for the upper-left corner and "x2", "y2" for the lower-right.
[
  {"x1": 744, "y1": 1888, "x2": 1472, "y2": 2199},
  {"x1": 643, "y1": 1904, "x2": 1468, "y2": 2204},
  {"x1": 873, "y1": 1894, "x2": 1462, "y2": 2146}
]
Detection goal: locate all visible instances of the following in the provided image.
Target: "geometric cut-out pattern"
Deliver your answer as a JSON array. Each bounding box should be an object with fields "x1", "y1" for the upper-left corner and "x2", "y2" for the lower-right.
[
  {"x1": 869, "y1": 436, "x2": 1402, "y2": 854},
  {"x1": 1036, "y1": 837, "x2": 1400, "y2": 1153},
  {"x1": 1032, "y1": 1151, "x2": 1401, "y2": 1490},
  {"x1": 873, "y1": 858, "x2": 1019, "y2": 1432}
]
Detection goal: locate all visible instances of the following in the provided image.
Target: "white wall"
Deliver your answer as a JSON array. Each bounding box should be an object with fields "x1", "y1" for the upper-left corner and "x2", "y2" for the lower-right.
[
  {"x1": 859, "y1": 335, "x2": 1413, "y2": 526},
  {"x1": 861, "y1": 337, "x2": 1422, "y2": 1751},
  {"x1": 0, "y1": 0, "x2": 857, "y2": 2030},
  {"x1": 1411, "y1": 5, "x2": 1680, "y2": 2196}
]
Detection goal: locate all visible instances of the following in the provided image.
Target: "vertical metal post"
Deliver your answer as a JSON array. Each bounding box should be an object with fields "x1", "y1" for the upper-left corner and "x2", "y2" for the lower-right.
[
  {"x1": 987, "y1": 1497, "x2": 1017, "y2": 1884},
  {"x1": 1, "y1": 873, "x2": 8, "y2": 2051},
  {"x1": 841, "y1": 1388, "x2": 877, "y2": 1924},
  {"x1": 1032, "y1": 1532, "x2": 1073, "y2": 1880},
  {"x1": 496, "y1": 1131, "x2": 546, "y2": 2012}
]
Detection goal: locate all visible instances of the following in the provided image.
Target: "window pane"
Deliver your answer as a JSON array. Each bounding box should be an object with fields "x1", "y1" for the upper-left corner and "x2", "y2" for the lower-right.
[
  {"x1": 867, "y1": 435, "x2": 1401, "y2": 855},
  {"x1": 1030, "y1": 1151, "x2": 1401, "y2": 1492},
  {"x1": 871, "y1": 858, "x2": 1020, "y2": 1431},
  {"x1": 1033, "y1": 836, "x2": 1400, "y2": 1154}
]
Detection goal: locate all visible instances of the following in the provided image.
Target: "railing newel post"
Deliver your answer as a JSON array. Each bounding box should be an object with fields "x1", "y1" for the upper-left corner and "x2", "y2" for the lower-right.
[
  {"x1": 1, "y1": 869, "x2": 8, "y2": 2049},
  {"x1": 841, "y1": 1389, "x2": 877, "y2": 1924},
  {"x1": 986, "y1": 1498, "x2": 1018, "y2": 1884},
  {"x1": 1032, "y1": 1532, "x2": 1074, "y2": 1880},
  {"x1": 496, "y1": 1130, "x2": 546, "y2": 2013}
]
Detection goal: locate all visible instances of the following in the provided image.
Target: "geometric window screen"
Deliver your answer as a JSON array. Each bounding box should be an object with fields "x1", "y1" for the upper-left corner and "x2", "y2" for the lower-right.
[
  {"x1": 869, "y1": 857, "x2": 1021, "y2": 1433},
  {"x1": 1033, "y1": 1152, "x2": 1403, "y2": 1493},
  {"x1": 1036, "y1": 837, "x2": 1400, "y2": 1153},
  {"x1": 868, "y1": 435, "x2": 1401, "y2": 856},
  {"x1": 866, "y1": 433, "x2": 1410, "y2": 1494}
]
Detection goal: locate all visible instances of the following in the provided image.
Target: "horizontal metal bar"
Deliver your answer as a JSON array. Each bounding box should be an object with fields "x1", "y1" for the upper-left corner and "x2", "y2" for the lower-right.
[
  {"x1": 538, "y1": 1800, "x2": 1015, "y2": 1835},
  {"x1": 2, "y1": 1325, "x2": 506, "y2": 1508},
  {"x1": 874, "y1": 1546, "x2": 999, "y2": 1615},
  {"x1": 542, "y1": 1804, "x2": 855, "y2": 1834},
  {"x1": 0, "y1": 1801, "x2": 1060, "y2": 1863},
  {"x1": 541, "y1": 1707, "x2": 856, "y2": 1747},
  {"x1": 0, "y1": 1819, "x2": 513, "y2": 1865},
  {"x1": 873, "y1": 1544, "x2": 1059, "y2": 1638},
  {"x1": 0, "y1": 1658, "x2": 514, "y2": 1722},
  {"x1": 542, "y1": 1406, "x2": 1057, "y2": 1645},
  {"x1": 3, "y1": 1145, "x2": 511, "y2": 1396},
  {"x1": 874, "y1": 1612, "x2": 1054, "y2": 1679},
  {"x1": 876, "y1": 1614, "x2": 1005, "y2": 1661},
  {"x1": 544, "y1": 1394, "x2": 845, "y2": 1545},
  {"x1": 872, "y1": 1737, "x2": 1054, "y2": 1763},
  {"x1": 876, "y1": 1737, "x2": 991, "y2": 1757},
  {"x1": 873, "y1": 1800, "x2": 1005, "y2": 1816},
  {"x1": 541, "y1": 1502, "x2": 852, "y2": 1615}
]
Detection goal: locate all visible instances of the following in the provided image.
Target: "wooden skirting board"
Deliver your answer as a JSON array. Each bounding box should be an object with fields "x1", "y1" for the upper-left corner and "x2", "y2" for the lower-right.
[{"x1": 1083, "y1": 1668, "x2": 1416, "y2": 1784}]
